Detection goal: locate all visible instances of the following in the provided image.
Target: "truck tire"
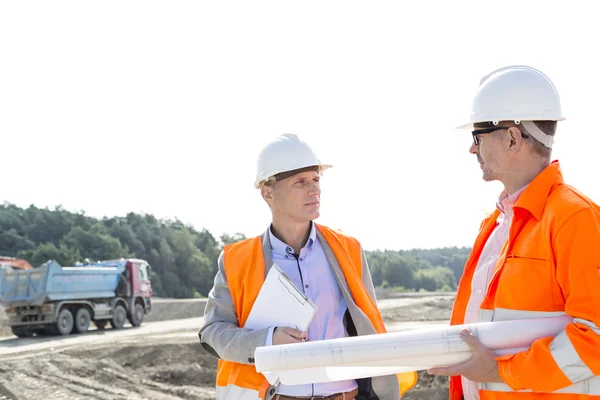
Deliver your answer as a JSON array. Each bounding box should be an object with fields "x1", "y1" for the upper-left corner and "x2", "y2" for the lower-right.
[
  {"x1": 128, "y1": 304, "x2": 145, "y2": 327},
  {"x1": 111, "y1": 305, "x2": 127, "y2": 329},
  {"x1": 11, "y1": 326, "x2": 34, "y2": 338},
  {"x1": 55, "y1": 308, "x2": 74, "y2": 336},
  {"x1": 74, "y1": 307, "x2": 91, "y2": 334}
]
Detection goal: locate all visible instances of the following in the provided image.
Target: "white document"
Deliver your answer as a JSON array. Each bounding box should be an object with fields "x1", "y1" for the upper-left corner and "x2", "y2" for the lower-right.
[{"x1": 244, "y1": 263, "x2": 317, "y2": 332}]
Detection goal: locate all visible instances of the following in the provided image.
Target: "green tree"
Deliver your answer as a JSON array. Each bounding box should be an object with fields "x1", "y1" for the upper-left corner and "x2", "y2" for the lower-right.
[
  {"x1": 62, "y1": 224, "x2": 128, "y2": 261},
  {"x1": 18, "y1": 243, "x2": 82, "y2": 267}
]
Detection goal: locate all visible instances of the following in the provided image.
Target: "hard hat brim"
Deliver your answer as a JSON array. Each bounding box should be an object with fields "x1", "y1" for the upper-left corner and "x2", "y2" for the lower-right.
[
  {"x1": 254, "y1": 164, "x2": 333, "y2": 189},
  {"x1": 454, "y1": 116, "x2": 566, "y2": 131},
  {"x1": 454, "y1": 121, "x2": 473, "y2": 130}
]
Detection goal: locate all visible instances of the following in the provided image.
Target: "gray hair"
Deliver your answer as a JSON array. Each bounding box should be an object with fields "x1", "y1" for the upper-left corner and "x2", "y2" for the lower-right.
[{"x1": 520, "y1": 121, "x2": 557, "y2": 159}]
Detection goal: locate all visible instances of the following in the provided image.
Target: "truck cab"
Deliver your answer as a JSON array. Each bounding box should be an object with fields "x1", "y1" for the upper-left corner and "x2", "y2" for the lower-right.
[{"x1": 114, "y1": 258, "x2": 153, "y2": 319}]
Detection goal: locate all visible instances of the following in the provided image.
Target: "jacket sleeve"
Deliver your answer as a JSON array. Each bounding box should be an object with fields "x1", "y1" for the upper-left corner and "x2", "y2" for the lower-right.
[
  {"x1": 198, "y1": 250, "x2": 270, "y2": 365},
  {"x1": 497, "y1": 208, "x2": 600, "y2": 391}
]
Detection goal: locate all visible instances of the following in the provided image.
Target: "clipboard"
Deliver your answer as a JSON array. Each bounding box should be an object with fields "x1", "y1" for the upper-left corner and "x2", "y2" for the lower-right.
[{"x1": 244, "y1": 263, "x2": 317, "y2": 332}]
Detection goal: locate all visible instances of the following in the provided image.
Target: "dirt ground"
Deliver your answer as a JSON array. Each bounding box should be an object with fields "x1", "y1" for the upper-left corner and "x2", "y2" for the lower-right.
[{"x1": 0, "y1": 293, "x2": 454, "y2": 400}]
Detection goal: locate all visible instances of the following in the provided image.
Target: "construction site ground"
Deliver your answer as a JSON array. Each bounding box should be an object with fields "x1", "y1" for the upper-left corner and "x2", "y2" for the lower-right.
[{"x1": 0, "y1": 291, "x2": 455, "y2": 400}]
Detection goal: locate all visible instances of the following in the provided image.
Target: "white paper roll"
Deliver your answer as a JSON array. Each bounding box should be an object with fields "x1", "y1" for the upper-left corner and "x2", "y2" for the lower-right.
[{"x1": 255, "y1": 316, "x2": 571, "y2": 385}]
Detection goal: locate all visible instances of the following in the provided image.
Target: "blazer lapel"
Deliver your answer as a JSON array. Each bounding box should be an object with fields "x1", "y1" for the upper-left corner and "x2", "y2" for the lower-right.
[{"x1": 261, "y1": 228, "x2": 273, "y2": 279}]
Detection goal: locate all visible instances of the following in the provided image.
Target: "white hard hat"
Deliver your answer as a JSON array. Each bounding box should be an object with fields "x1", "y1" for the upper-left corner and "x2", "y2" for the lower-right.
[
  {"x1": 254, "y1": 133, "x2": 332, "y2": 188},
  {"x1": 456, "y1": 65, "x2": 565, "y2": 148}
]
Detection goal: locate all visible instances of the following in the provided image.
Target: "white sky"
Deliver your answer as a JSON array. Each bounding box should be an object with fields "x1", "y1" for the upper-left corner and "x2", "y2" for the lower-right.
[{"x1": 2, "y1": 1, "x2": 599, "y2": 251}]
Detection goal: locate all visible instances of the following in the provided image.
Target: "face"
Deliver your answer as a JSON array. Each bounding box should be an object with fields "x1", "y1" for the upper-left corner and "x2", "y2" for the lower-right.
[
  {"x1": 261, "y1": 170, "x2": 322, "y2": 223},
  {"x1": 469, "y1": 126, "x2": 513, "y2": 182}
]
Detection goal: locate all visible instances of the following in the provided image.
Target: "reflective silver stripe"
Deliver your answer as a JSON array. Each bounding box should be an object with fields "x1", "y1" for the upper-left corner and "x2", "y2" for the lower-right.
[
  {"x1": 478, "y1": 308, "x2": 567, "y2": 322},
  {"x1": 574, "y1": 317, "x2": 600, "y2": 333},
  {"x1": 550, "y1": 318, "x2": 600, "y2": 383},
  {"x1": 479, "y1": 309, "x2": 493, "y2": 322},
  {"x1": 550, "y1": 330, "x2": 595, "y2": 383},
  {"x1": 216, "y1": 384, "x2": 262, "y2": 399},
  {"x1": 478, "y1": 376, "x2": 600, "y2": 394},
  {"x1": 476, "y1": 310, "x2": 600, "y2": 394}
]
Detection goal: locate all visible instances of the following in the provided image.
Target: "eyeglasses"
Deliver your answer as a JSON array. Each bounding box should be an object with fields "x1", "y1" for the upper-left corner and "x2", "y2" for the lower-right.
[{"x1": 471, "y1": 127, "x2": 508, "y2": 146}]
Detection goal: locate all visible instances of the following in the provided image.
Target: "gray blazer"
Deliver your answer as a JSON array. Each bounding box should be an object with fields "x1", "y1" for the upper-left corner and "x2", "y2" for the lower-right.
[{"x1": 198, "y1": 227, "x2": 402, "y2": 399}]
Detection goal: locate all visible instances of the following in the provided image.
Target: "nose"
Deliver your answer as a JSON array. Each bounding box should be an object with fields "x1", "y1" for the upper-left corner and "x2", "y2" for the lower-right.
[
  {"x1": 469, "y1": 141, "x2": 478, "y2": 154},
  {"x1": 308, "y1": 180, "x2": 321, "y2": 196}
]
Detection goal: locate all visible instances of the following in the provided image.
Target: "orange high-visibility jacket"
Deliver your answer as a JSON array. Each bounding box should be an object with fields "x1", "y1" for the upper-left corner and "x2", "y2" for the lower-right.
[
  {"x1": 214, "y1": 223, "x2": 417, "y2": 399},
  {"x1": 450, "y1": 161, "x2": 600, "y2": 399}
]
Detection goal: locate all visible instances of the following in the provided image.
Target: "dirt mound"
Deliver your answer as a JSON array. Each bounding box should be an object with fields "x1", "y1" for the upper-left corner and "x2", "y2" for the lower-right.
[
  {"x1": 0, "y1": 343, "x2": 216, "y2": 400},
  {"x1": 145, "y1": 300, "x2": 207, "y2": 323},
  {"x1": 380, "y1": 297, "x2": 454, "y2": 324},
  {"x1": 89, "y1": 342, "x2": 218, "y2": 387}
]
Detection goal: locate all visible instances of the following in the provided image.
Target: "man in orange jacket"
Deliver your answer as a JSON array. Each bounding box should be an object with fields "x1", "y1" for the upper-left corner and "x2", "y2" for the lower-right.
[
  {"x1": 428, "y1": 65, "x2": 600, "y2": 399},
  {"x1": 198, "y1": 133, "x2": 417, "y2": 399}
]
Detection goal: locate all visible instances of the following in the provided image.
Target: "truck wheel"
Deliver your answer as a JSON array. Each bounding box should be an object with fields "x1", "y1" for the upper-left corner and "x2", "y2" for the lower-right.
[
  {"x1": 56, "y1": 308, "x2": 74, "y2": 336},
  {"x1": 11, "y1": 326, "x2": 34, "y2": 338},
  {"x1": 128, "y1": 304, "x2": 145, "y2": 327},
  {"x1": 74, "y1": 308, "x2": 91, "y2": 334},
  {"x1": 94, "y1": 320, "x2": 108, "y2": 330},
  {"x1": 111, "y1": 305, "x2": 127, "y2": 329}
]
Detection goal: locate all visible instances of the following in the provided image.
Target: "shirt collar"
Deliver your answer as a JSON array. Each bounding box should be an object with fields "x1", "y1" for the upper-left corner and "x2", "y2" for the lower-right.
[
  {"x1": 269, "y1": 222, "x2": 316, "y2": 256},
  {"x1": 496, "y1": 184, "x2": 528, "y2": 216}
]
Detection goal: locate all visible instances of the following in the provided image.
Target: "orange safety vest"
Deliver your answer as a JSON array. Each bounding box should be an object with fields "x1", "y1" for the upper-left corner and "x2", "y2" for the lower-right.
[
  {"x1": 216, "y1": 223, "x2": 418, "y2": 399},
  {"x1": 449, "y1": 161, "x2": 600, "y2": 399}
]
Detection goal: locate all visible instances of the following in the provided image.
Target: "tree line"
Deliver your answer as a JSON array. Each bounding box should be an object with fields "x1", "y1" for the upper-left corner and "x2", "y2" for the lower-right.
[{"x1": 0, "y1": 203, "x2": 470, "y2": 297}]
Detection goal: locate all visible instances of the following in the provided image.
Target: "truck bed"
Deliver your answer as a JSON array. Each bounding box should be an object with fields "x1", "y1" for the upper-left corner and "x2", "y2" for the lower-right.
[{"x1": 0, "y1": 260, "x2": 126, "y2": 307}]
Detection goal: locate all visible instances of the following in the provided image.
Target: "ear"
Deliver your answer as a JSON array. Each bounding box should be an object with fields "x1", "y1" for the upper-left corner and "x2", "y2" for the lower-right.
[
  {"x1": 507, "y1": 126, "x2": 524, "y2": 152},
  {"x1": 261, "y1": 184, "x2": 275, "y2": 206}
]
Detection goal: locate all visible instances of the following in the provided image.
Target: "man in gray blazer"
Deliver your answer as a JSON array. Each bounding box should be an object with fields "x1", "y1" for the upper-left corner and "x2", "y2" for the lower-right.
[{"x1": 199, "y1": 133, "x2": 416, "y2": 400}]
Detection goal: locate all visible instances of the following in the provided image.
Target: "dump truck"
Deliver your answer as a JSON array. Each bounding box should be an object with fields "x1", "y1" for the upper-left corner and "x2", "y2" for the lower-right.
[{"x1": 0, "y1": 258, "x2": 152, "y2": 337}]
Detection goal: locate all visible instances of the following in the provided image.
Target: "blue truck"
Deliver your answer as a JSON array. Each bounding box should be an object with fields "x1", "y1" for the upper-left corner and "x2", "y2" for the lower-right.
[{"x1": 0, "y1": 258, "x2": 153, "y2": 337}]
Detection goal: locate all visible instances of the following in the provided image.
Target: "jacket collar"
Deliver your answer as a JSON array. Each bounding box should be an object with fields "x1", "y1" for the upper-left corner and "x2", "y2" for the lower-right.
[{"x1": 513, "y1": 160, "x2": 564, "y2": 220}]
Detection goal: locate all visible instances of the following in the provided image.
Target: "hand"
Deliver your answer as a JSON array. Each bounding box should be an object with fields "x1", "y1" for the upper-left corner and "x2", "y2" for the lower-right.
[
  {"x1": 427, "y1": 329, "x2": 504, "y2": 383},
  {"x1": 272, "y1": 327, "x2": 307, "y2": 345}
]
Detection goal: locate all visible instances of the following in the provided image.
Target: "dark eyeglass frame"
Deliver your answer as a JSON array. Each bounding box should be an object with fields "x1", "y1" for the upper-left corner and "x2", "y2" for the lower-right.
[{"x1": 471, "y1": 126, "x2": 508, "y2": 146}]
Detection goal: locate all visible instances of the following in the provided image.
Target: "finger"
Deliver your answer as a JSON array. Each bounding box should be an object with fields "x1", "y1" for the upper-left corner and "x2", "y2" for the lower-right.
[
  {"x1": 427, "y1": 356, "x2": 472, "y2": 376},
  {"x1": 288, "y1": 331, "x2": 307, "y2": 340},
  {"x1": 284, "y1": 335, "x2": 303, "y2": 344},
  {"x1": 274, "y1": 331, "x2": 299, "y2": 344},
  {"x1": 282, "y1": 328, "x2": 306, "y2": 339}
]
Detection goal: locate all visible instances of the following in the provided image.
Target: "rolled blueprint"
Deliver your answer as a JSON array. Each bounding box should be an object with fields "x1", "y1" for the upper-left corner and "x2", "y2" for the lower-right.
[
  {"x1": 255, "y1": 316, "x2": 571, "y2": 385},
  {"x1": 262, "y1": 346, "x2": 530, "y2": 385}
]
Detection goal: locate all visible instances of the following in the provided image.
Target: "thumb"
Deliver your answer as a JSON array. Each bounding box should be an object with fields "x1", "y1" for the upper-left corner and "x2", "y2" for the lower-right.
[{"x1": 460, "y1": 329, "x2": 482, "y2": 351}]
